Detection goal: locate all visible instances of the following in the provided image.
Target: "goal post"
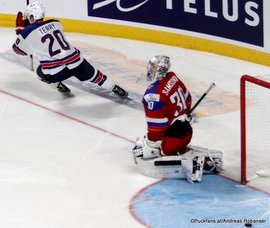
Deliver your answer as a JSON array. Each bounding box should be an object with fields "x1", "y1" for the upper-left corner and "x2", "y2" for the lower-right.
[{"x1": 240, "y1": 75, "x2": 270, "y2": 184}]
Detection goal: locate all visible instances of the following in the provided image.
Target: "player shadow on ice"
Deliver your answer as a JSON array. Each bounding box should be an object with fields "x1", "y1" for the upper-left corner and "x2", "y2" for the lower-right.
[
  {"x1": 4, "y1": 79, "x2": 75, "y2": 102},
  {"x1": 66, "y1": 78, "x2": 144, "y2": 110}
]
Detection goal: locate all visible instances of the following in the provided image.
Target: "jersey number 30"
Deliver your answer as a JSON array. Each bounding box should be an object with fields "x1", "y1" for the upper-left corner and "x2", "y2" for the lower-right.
[
  {"x1": 41, "y1": 29, "x2": 70, "y2": 57},
  {"x1": 170, "y1": 87, "x2": 187, "y2": 117}
]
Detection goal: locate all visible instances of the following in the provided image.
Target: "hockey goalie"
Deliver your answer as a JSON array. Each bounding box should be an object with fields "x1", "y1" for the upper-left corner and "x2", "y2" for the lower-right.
[{"x1": 131, "y1": 56, "x2": 223, "y2": 183}]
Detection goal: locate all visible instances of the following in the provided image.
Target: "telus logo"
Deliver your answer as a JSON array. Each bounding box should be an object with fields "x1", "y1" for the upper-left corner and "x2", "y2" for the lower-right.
[
  {"x1": 92, "y1": 0, "x2": 260, "y2": 27},
  {"x1": 89, "y1": 0, "x2": 263, "y2": 46}
]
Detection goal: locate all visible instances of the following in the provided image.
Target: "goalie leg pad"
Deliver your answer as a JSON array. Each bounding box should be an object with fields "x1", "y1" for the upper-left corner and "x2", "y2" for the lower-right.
[
  {"x1": 134, "y1": 145, "x2": 223, "y2": 181},
  {"x1": 135, "y1": 156, "x2": 186, "y2": 179},
  {"x1": 135, "y1": 153, "x2": 205, "y2": 183}
]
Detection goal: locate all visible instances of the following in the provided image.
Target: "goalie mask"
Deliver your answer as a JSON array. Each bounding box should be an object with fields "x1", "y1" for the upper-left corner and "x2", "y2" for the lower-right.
[
  {"x1": 147, "y1": 55, "x2": 171, "y2": 81},
  {"x1": 25, "y1": 2, "x2": 45, "y2": 23}
]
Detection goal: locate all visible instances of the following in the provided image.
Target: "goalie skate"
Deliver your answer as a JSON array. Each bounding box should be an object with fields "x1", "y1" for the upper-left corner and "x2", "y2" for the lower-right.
[{"x1": 187, "y1": 145, "x2": 223, "y2": 173}]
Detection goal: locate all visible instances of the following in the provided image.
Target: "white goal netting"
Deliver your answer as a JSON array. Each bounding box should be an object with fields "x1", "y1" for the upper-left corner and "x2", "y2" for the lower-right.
[{"x1": 242, "y1": 75, "x2": 270, "y2": 182}]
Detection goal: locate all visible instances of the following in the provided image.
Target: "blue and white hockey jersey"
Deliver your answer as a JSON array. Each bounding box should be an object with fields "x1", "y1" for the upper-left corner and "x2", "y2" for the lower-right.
[{"x1": 13, "y1": 19, "x2": 83, "y2": 75}]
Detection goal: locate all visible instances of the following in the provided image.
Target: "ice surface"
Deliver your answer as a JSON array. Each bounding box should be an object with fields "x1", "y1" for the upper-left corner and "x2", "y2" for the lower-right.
[{"x1": 1, "y1": 27, "x2": 270, "y2": 227}]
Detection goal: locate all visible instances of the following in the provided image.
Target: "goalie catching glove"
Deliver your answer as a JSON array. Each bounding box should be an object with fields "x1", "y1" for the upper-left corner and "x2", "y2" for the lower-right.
[{"x1": 132, "y1": 135, "x2": 162, "y2": 159}]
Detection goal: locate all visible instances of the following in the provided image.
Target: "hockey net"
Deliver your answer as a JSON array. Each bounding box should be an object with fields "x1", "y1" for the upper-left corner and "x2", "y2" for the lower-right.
[{"x1": 240, "y1": 75, "x2": 270, "y2": 184}]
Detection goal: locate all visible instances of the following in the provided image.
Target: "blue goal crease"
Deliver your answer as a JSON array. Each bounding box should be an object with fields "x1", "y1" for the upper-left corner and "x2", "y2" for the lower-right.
[{"x1": 131, "y1": 175, "x2": 270, "y2": 228}]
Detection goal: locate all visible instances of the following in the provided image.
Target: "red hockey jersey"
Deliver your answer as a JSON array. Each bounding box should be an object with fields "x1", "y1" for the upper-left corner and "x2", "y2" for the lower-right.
[{"x1": 142, "y1": 72, "x2": 192, "y2": 141}]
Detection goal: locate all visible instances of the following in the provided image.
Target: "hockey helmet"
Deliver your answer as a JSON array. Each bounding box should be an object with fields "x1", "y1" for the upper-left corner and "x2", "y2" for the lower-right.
[
  {"x1": 147, "y1": 55, "x2": 171, "y2": 81},
  {"x1": 25, "y1": 2, "x2": 45, "y2": 23}
]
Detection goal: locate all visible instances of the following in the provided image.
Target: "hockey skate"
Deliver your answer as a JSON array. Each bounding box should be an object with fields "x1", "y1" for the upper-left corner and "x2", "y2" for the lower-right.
[
  {"x1": 112, "y1": 85, "x2": 129, "y2": 98},
  {"x1": 183, "y1": 155, "x2": 205, "y2": 183},
  {"x1": 203, "y1": 156, "x2": 223, "y2": 173},
  {"x1": 57, "y1": 82, "x2": 71, "y2": 95},
  {"x1": 187, "y1": 145, "x2": 223, "y2": 173}
]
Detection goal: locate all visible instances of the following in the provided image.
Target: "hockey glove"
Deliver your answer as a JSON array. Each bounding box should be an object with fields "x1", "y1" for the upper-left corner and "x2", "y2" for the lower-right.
[
  {"x1": 132, "y1": 135, "x2": 162, "y2": 159},
  {"x1": 15, "y1": 12, "x2": 30, "y2": 34}
]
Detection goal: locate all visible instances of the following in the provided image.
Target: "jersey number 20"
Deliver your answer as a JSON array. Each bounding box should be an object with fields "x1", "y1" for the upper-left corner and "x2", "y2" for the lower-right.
[{"x1": 41, "y1": 30, "x2": 70, "y2": 57}]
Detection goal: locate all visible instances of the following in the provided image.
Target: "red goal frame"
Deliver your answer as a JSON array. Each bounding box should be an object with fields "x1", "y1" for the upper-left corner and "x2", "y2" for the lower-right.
[{"x1": 240, "y1": 75, "x2": 270, "y2": 184}]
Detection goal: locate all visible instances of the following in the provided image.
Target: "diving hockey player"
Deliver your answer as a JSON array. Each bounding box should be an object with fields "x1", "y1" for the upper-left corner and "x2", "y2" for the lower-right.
[
  {"x1": 132, "y1": 56, "x2": 223, "y2": 183},
  {"x1": 13, "y1": 2, "x2": 128, "y2": 98}
]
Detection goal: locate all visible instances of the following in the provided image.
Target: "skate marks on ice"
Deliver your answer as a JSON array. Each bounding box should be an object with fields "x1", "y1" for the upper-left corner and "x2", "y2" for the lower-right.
[
  {"x1": 0, "y1": 44, "x2": 239, "y2": 115},
  {"x1": 66, "y1": 78, "x2": 144, "y2": 110},
  {"x1": 130, "y1": 175, "x2": 270, "y2": 228}
]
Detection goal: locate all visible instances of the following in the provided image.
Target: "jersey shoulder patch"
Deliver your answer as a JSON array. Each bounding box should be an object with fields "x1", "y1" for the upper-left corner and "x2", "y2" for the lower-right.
[{"x1": 144, "y1": 93, "x2": 160, "y2": 102}]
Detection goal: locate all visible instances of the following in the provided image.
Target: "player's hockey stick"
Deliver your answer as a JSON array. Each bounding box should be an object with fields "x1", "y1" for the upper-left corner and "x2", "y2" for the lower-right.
[
  {"x1": 25, "y1": 0, "x2": 34, "y2": 71},
  {"x1": 188, "y1": 82, "x2": 216, "y2": 115},
  {"x1": 29, "y1": 55, "x2": 34, "y2": 71}
]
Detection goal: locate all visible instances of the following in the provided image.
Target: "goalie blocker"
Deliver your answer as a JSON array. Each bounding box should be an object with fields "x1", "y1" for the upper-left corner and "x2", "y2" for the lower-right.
[{"x1": 134, "y1": 145, "x2": 223, "y2": 183}]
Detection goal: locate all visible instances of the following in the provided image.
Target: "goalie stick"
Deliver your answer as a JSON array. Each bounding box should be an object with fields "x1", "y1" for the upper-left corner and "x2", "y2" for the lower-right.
[{"x1": 188, "y1": 82, "x2": 216, "y2": 115}]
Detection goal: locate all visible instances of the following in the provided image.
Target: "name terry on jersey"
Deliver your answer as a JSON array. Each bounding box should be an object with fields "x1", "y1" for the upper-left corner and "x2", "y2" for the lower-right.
[
  {"x1": 38, "y1": 23, "x2": 56, "y2": 35},
  {"x1": 162, "y1": 75, "x2": 178, "y2": 95}
]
